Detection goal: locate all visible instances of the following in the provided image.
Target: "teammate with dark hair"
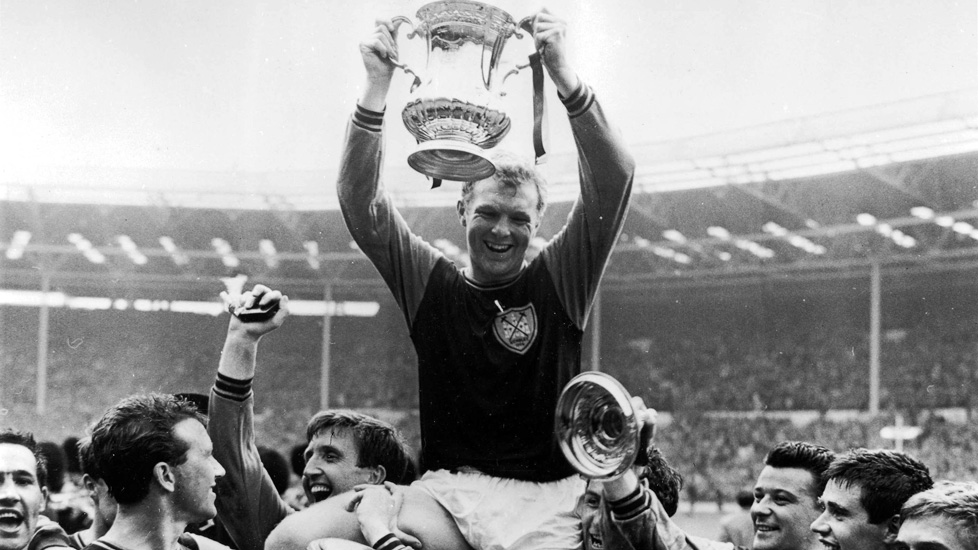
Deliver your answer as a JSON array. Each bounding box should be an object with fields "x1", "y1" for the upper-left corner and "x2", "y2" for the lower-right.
[
  {"x1": 0, "y1": 429, "x2": 70, "y2": 550},
  {"x1": 67, "y1": 435, "x2": 226, "y2": 550},
  {"x1": 210, "y1": 285, "x2": 427, "y2": 550},
  {"x1": 753, "y1": 441, "x2": 836, "y2": 550},
  {"x1": 85, "y1": 393, "x2": 228, "y2": 550},
  {"x1": 811, "y1": 448, "x2": 933, "y2": 550}
]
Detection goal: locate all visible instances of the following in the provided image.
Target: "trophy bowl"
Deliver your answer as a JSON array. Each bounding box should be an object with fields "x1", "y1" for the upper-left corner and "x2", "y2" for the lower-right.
[
  {"x1": 392, "y1": 1, "x2": 534, "y2": 182},
  {"x1": 402, "y1": 97, "x2": 512, "y2": 181},
  {"x1": 555, "y1": 371, "x2": 642, "y2": 480}
]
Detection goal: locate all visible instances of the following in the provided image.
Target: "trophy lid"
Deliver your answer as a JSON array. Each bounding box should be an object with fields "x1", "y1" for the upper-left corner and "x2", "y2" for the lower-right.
[{"x1": 413, "y1": 1, "x2": 519, "y2": 40}]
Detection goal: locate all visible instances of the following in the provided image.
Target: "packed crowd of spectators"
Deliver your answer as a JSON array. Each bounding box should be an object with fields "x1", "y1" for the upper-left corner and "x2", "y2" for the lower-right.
[{"x1": 3, "y1": 292, "x2": 976, "y2": 512}]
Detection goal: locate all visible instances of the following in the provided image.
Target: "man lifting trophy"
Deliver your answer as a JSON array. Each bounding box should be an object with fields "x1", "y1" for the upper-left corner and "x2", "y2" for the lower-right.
[{"x1": 267, "y1": 4, "x2": 636, "y2": 550}]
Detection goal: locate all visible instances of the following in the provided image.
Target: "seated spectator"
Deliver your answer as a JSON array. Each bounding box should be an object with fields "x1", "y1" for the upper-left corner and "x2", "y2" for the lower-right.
[{"x1": 897, "y1": 480, "x2": 978, "y2": 550}]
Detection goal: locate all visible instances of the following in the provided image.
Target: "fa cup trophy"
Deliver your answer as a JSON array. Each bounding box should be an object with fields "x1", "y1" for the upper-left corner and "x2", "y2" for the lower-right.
[
  {"x1": 390, "y1": 1, "x2": 545, "y2": 186},
  {"x1": 555, "y1": 372, "x2": 655, "y2": 479}
]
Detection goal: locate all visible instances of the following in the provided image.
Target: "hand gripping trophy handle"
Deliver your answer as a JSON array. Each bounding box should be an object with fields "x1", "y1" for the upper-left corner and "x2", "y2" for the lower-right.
[{"x1": 389, "y1": 16, "x2": 423, "y2": 93}]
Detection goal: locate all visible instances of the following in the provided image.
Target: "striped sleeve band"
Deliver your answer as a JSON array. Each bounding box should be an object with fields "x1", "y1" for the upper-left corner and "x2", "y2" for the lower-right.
[
  {"x1": 353, "y1": 104, "x2": 385, "y2": 132},
  {"x1": 372, "y1": 533, "x2": 409, "y2": 550},
  {"x1": 608, "y1": 484, "x2": 651, "y2": 522},
  {"x1": 558, "y1": 82, "x2": 594, "y2": 119},
  {"x1": 214, "y1": 372, "x2": 253, "y2": 402}
]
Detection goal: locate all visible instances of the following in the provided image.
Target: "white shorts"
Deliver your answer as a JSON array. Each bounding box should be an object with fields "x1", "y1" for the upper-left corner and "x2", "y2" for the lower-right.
[{"x1": 412, "y1": 468, "x2": 585, "y2": 550}]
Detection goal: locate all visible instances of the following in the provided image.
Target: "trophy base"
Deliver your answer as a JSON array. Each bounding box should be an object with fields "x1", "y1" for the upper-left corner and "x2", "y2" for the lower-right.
[{"x1": 407, "y1": 140, "x2": 496, "y2": 182}]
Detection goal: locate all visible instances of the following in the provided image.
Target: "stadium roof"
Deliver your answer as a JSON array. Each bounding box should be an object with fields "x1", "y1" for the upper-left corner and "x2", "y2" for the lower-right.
[
  {"x1": 1, "y1": 1, "x2": 975, "y2": 297},
  {"x1": 2, "y1": 90, "x2": 977, "y2": 298}
]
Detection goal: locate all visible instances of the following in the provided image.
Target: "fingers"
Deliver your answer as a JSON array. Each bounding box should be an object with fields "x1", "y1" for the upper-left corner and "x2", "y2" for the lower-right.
[
  {"x1": 344, "y1": 491, "x2": 365, "y2": 513},
  {"x1": 224, "y1": 284, "x2": 286, "y2": 312},
  {"x1": 361, "y1": 19, "x2": 400, "y2": 61}
]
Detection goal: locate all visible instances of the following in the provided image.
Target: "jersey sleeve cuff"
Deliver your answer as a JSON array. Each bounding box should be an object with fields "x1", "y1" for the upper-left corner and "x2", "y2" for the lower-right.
[
  {"x1": 608, "y1": 484, "x2": 651, "y2": 521},
  {"x1": 557, "y1": 82, "x2": 594, "y2": 119},
  {"x1": 373, "y1": 533, "x2": 409, "y2": 550},
  {"x1": 353, "y1": 104, "x2": 386, "y2": 132},
  {"x1": 214, "y1": 372, "x2": 253, "y2": 401}
]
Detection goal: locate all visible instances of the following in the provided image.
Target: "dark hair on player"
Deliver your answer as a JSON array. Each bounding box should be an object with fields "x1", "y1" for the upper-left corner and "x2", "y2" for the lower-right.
[
  {"x1": 305, "y1": 409, "x2": 415, "y2": 484},
  {"x1": 638, "y1": 447, "x2": 684, "y2": 517},
  {"x1": 823, "y1": 448, "x2": 933, "y2": 524},
  {"x1": 765, "y1": 441, "x2": 836, "y2": 497},
  {"x1": 0, "y1": 429, "x2": 47, "y2": 488},
  {"x1": 88, "y1": 393, "x2": 206, "y2": 505}
]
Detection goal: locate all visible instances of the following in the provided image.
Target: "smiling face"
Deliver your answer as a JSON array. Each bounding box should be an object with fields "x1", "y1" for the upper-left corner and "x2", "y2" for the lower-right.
[
  {"x1": 0, "y1": 443, "x2": 46, "y2": 550},
  {"x1": 579, "y1": 482, "x2": 604, "y2": 550},
  {"x1": 302, "y1": 429, "x2": 378, "y2": 504},
  {"x1": 751, "y1": 466, "x2": 822, "y2": 550},
  {"x1": 811, "y1": 479, "x2": 890, "y2": 550},
  {"x1": 457, "y1": 177, "x2": 541, "y2": 285},
  {"x1": 170, "y1": 419, "x2": 225, "y2": 524}
]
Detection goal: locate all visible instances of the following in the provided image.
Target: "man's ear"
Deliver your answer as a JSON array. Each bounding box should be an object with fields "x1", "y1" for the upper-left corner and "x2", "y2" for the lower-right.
[
  {"x1": 154, "y1": 462, "x2": 176, "y2": 493},
  {"x1": 367, "y1": 465, "x2": 386, "y2": 485},
  {"x1": 39, "y1": 486, "x2": 49, "y2": 513},
  {"x1": 883, "y1": 513, "x2": 901, "y2": 544},
  {"x1": 457, "y1": 200, "x2": 466, "y2": 227}
]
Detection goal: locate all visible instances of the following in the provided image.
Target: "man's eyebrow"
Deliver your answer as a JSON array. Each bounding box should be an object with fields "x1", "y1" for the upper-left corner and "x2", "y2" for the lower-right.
[
  {"x1": 902, "y1": 542, "x2": 951, "y2": 550},
  {"x1": 823, "y1": 500, "x2": 848, "y2": 515},
  {"x1": 0, "y1": 469, "x2": 37, "y2": 478}
]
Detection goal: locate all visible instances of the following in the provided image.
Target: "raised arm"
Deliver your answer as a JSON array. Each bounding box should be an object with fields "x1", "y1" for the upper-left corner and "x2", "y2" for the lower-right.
[
  {"x1": 208, "y1": 285, "x2": 294, "y2": 550},
  {"x1": 337, "y1": 20, "x2": 442, "y2": 327},
  {"x1": 596, "y1": 402, "x2": 738, "y2": 550},
  {"x1": 531, "y1": 9, "x2": 636, "y2": 328}
]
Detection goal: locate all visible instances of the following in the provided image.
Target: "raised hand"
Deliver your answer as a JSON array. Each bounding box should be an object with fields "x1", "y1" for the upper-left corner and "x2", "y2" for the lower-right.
[
  {"x1": 526, "y1": 8, "x2": 579, "y2": 96},
  {"x1": 221, "y1": 284, "x2": 289, "y2": 341}
]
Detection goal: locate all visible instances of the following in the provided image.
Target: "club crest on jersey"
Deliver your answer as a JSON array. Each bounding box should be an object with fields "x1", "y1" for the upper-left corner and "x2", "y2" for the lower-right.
[{"x1": 492, "y1": 303, "x2": 538, "y2": 355}]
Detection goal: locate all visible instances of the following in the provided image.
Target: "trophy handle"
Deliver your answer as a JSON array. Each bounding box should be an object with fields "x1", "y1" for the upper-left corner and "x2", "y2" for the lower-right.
[
  {"x1": 390, "y1": 16, "x2": 422, "y2": 93},
  {"x1": 499, "y1": 16, "x2": 539, "y2": 94}
]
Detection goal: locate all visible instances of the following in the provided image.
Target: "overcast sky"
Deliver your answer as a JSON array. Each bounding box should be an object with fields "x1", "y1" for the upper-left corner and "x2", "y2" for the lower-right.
[{"x1": 0, "y1": 0, "x2": 975, "y2": 192}]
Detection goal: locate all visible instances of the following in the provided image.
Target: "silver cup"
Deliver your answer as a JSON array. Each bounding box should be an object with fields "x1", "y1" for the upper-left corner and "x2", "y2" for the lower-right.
[
  {"x1": 391, "y1": 1, "x2": 535, "y2": 182},
  {"x1": 555, "y1": 371, "x2": 643, "y2": 479}
]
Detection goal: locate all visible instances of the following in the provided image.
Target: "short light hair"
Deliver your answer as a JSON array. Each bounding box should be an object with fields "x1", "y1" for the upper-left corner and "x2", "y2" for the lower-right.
[
  {"x1": 901, "y1": 480, "x2": 978, "y2": 545},
  {"x1": 460, "y1": 151, "x2": 548, "y2": 216}
]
